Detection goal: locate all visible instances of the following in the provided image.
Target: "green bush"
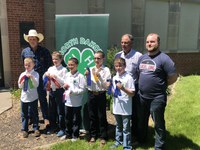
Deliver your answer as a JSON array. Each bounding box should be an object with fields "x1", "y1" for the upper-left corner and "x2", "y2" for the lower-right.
[
  {"x1": 106, "y1": 47, "x2": 120, "y2": 76},
  {"x1": 10, "y1": 88, "x2": 21, "y2": 100},
  {"x1": 106, "y1": 47, "x2": 120, "y2": 112}
]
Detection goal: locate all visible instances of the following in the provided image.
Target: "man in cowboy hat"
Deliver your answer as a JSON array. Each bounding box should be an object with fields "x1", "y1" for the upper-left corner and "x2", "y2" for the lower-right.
[{"x1": 21, "y1": 29, "x2": 52, "y2": 132}]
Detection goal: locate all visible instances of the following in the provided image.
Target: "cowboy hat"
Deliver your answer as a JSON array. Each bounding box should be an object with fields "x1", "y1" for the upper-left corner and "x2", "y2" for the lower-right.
[{"x1": 24, "y1": 29, "x2": 44, "y2": 43}]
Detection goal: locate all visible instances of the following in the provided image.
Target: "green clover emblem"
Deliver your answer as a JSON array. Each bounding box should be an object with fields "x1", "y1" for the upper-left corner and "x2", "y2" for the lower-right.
[{"x1": 64, "y1": 48, "x2": 95, "y2": 74}]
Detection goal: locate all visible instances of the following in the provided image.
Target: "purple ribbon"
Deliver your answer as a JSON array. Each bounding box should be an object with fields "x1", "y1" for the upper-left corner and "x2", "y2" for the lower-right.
[{"x1": 86, "y1": 67, "x2": 92, "y2": 86}]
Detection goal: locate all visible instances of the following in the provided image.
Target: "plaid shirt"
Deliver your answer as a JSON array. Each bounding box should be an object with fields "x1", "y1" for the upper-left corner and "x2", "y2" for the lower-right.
[{"x1": 21, "y1": 45, "x2": 52, "y2": 76}]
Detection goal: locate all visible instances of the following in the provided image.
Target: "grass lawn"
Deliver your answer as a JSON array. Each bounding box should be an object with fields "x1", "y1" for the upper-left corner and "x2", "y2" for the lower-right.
[{"x1": 44, "y1": 75, "x2": 200, "y2": 150}]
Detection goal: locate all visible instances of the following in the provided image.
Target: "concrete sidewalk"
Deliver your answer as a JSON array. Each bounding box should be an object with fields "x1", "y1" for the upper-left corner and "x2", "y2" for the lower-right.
[{"x1": 0, "y1": 89, "x2": 12, "y2": 114}]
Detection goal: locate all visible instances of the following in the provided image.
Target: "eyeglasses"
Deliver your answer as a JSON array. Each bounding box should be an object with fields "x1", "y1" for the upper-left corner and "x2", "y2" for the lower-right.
[{"x1": 94, "y1": 57, "x2": 102, "y2": 60}]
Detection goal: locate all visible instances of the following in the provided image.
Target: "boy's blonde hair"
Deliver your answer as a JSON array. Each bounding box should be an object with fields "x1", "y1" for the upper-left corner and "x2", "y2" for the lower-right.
[
  {"x1": 24, "y1": 57, "x2": 35, "y2": 64},
  {"x1": 114, "y1": 57, "x2": 126, "y2": 66},
  {"x1": 52, "y1": 51, "x2": 63, "y2": 60}
]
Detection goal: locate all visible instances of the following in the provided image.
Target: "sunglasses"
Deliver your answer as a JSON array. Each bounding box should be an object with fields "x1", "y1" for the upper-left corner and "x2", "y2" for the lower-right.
[{"x1": 94, "y1": 57, "x2": 102, "y2": 60}]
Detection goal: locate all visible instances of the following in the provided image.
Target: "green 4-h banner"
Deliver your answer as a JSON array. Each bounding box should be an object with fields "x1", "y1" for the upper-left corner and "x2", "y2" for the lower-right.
[{"x1": 56, "y1": 14, "x2": 109, "y2": 74}]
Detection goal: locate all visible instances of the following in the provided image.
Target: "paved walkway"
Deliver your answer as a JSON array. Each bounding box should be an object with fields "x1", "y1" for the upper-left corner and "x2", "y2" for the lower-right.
[{"x1": 0, "y1": 88, "x2": 12, "y2": 114}]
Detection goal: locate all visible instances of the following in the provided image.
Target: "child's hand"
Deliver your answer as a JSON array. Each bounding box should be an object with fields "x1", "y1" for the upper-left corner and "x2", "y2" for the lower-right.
[
  {"x1": 106, "y1": 81, "x2": 111, "y2": 88},
  {"x1": 84, "y1": 70, "x2": 89, "y2": 76},
  {"x1": 63, "y1": 83, "x2": 70, "y2": 90},
  {"x1": 45, "y1": 72, "x2": 50, "y2": 78},
  {"x1": 26, "y1": 73, "x2": 31, "y2": 78},
  {"x1": 50, "y1": 74, "x2": 57, "y2": 79},
  {"x1": 116, "y1": 82, "x2": 124, "y2": 90}
]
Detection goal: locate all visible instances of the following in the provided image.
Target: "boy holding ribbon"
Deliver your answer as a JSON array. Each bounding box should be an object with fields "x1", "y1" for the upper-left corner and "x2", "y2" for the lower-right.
[
  {"x1": 85, "y1": 51, "x2": 111, "y2": 147},
  {"x1": 60, "y1": 57, "x2": 86, "y2": 141},
  {"x1": 43, "y1": 51, "x2": 67, "y2": 136},
  {"x1": 18, "y1": 57, "x2": 40, "y2": 138},
  {"x1": 110, "y1": 58, "x2": 135, "y2": 150}
]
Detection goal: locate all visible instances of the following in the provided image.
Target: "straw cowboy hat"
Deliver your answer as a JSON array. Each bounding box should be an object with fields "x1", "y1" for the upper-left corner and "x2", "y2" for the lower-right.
[{"x1": 24, "y1": 29, "x2": 44, "y2": 43}]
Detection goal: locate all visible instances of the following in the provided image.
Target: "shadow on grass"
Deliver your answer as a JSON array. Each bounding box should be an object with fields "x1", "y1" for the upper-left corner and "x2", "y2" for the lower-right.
[{"x1": 138, "y1": 127, "x2": 200, "y2": 150}]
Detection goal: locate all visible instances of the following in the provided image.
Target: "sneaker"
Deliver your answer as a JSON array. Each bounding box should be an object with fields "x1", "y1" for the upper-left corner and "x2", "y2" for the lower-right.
[
  {"x1": 60, "y1": 135, "x2": 67, "y2": 140},
  {"x1": 99, "y1": 139, "x2": 106, "y2": 147},
  {"x1": 56, "y1": 130, "x2": 64, "y2": 137},
  {"x1": 22, "y1": 131, "x2": 28, "y2": 138},
  {"x1": 34, "y1": 130, "x2": 41, "y2": 137},
  {"x1": 71, "y1": 138, "x2": 78, "y2": 142},
  {"x1": 89, "y1": 137, "x2": 96, "y2": 143},
  {"x1": 60, "y1": 135, "x2": 72, "y2": 141}
]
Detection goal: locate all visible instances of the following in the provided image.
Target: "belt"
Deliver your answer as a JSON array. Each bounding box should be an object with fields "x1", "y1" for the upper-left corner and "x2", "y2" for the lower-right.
[{"x1": 89, "y1": 90, "x2": 106, "y2": 95}]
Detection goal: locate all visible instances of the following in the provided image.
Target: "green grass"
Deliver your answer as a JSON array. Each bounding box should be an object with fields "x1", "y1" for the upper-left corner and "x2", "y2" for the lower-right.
[
  {"x1": 37, "y1": 75, "x2": 200, "y2": 150},
  {"x1": 10, "y1": 88, "x2": 21, "y2": 100},
  {"x1": 165, "y1": 75, "x2": 200, "y2": 150}
]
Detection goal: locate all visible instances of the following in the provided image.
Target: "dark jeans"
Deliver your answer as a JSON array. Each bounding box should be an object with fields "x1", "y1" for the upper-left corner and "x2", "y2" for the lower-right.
[
  {"x1": 88, "y1": 91, "x2": 108, "y2": 139},
  {"x1": 49, "y1": 88, "x2": 65, "y2": 130},
  {"x1": 137, "y1": 94, "x2": 167, "y2": 150},
  {"x1": 131, "y1": 84, "x2": 139, "y2": 141},
  {"x1": 38, "y1": 76, "x2": 48, "y2": 120},
  {"x1": 21, "y1": 100, "x2": 39, "y2": 131},
  {"x1": 65, "y1": 106, "x2": 82, "y2": 138}
]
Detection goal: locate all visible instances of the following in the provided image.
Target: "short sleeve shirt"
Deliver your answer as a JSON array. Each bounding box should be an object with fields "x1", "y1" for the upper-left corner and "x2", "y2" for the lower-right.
[
  {"x1": 112, "y1": 72, "x2": 135, "y2": 115},
  {"x1": 115, "y1": 49, "x2": 142, "y2": 81},
  {"x1": 138, "y1": 52, "x2": 176, "y2": 99}
]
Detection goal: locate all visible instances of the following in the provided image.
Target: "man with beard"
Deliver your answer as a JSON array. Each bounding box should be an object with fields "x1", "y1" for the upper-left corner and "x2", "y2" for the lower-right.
[{"x1": 137, "y1": 33, "x2": 178, "y2": 150}]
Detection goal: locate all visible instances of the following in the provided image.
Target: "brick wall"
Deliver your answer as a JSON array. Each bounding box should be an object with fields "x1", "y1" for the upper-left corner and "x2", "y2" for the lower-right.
[
  {"x1": 5, "y1": 0, "x2": 200, "y2": 87},
  {"x1": 168, "y1": 53, "x2": 200, "y2": 76},
  {"x1": 6, "y1": 0, "x2": 44, "y2": 87}
]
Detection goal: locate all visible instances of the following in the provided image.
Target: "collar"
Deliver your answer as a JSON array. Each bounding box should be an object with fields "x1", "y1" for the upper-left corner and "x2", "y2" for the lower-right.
[
  {"x1": 25, "y1": 69, "x2": 34, "y2": 74},
  {"x1": 94, "y1": 65, "x2": 104, "y2": 70},
  {"x1": 69, "y1": 71, "x2": 79, "y2": 77},
  {"x1": 54, "y1": 64, "x2": 63, "y2": 70},
  {"x1": 116, "y1": 71, "x2": 127, "y2": 78},
  {"x1": 122, "y1": 49, "x2": 134, "y2": 57}
]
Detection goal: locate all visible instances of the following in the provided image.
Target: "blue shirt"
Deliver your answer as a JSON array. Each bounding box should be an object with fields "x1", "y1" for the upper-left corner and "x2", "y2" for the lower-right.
[
  {"x1": 137, "y1": 51, "x2": 176, "y2": 99},
  {"x1": 115, "y1": 49, "x2": 142, "y2": 81},
  {"x1": 21, "y1": 46, "x2": 52, "y2": 76}
]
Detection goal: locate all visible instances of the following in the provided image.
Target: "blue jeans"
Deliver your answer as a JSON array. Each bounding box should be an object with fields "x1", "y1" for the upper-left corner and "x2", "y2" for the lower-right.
[
  {"x1": 21, "y1": 100, "x2": 39, "y2": 131},
  {"x1": 137, "y1": 94, "x2": 166, "y2": 150},
  {"x1": 114, "y1": 115, "x2": 132, "y2": 150},
  {"x1": 37, "y1": 76, "x2": 48, "y2": 120}
]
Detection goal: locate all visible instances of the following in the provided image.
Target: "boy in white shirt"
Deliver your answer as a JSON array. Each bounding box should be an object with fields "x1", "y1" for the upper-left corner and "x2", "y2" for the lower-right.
[
  {"x1": 18, "y1": 57, "x2": 40, "y2": 138},
  {"x1": 61, "y1": 57, "x2": 86, "y2": 141},
  {"x1": 85, "y1": 51, "x2": 111, "y2": 147},
  {"x1": 110, "y1": 58, "x2": 135, "y2": 150},
  {"x1": 43, "y1": 51, "x2": 67, "y2": 136}
]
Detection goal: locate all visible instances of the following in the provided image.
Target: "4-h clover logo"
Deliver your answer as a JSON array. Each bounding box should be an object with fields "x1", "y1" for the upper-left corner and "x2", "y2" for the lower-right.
[{"x1": 64, "y1": 47, "x2": 95, "y2": 75}]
